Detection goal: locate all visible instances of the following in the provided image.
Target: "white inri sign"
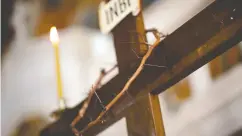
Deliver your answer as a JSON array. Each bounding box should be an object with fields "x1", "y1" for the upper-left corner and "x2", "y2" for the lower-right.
[{"x1": 99, "y1": 0, "x2": 141, "y2": 34}]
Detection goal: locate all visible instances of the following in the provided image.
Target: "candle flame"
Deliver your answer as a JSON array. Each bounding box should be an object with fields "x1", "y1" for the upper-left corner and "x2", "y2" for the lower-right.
[{"x1": 50, "y1": 26, "x2": 59, "y2": 45}]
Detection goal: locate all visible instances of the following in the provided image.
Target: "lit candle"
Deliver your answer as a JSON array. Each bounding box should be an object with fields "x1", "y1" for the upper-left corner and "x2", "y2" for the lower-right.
[{"x1": 50, "y1": 26, "x2": 65, "y2": 110}]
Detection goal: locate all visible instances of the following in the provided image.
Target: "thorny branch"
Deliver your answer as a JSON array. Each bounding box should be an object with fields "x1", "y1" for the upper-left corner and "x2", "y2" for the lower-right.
[
  {"x1": 71, "y1": 65, "x2": 117, "y2": 135},
  {"x1": 71, "y1": 29, "x2": 166, "y2": 135}
]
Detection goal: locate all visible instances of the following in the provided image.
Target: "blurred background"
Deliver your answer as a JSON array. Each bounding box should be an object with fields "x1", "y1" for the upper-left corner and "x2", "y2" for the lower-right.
[{"x1": 1, "y1": 0, "x2": 242, "y2": 136}]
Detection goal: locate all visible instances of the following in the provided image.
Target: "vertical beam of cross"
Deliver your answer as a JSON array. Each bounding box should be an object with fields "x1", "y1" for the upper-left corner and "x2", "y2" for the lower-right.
[
  {"x1": 111, "y1": 7, "x2": 148, "y2": 72},
  {"x1": 107, "y1": 0, "x2": 166, "y2": 135}
]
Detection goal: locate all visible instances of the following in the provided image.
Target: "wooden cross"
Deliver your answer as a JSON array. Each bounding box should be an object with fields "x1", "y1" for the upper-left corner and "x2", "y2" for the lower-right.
[
  {"x1": 40, "y1": 0, "x2": 242, "y2": 135},
  {"x1": 99, "y1": 0, "x2": 165, "y2": 135}
]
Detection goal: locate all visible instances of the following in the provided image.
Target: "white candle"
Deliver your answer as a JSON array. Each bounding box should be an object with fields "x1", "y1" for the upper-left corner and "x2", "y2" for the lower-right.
[{"x1": 50, "y1": 26, "x2": 65, "y2": 109}]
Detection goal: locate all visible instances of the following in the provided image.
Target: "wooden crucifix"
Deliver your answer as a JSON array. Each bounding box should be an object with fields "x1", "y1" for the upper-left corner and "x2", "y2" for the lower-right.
[{"x1": 99, "y1": 0, "x2": 165, "y2": 135}]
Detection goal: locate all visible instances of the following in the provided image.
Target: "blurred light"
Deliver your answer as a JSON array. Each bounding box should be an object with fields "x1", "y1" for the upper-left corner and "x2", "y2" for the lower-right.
[
  {"x1": 92, "y1": 35, "x2": 109, "y2": 56},
  {"x1": 146, "y1": 32, "x2": 156, "y2": 45},
  {"x1": 50, "y1": 26, "x2": 59, "y2": 45}
]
